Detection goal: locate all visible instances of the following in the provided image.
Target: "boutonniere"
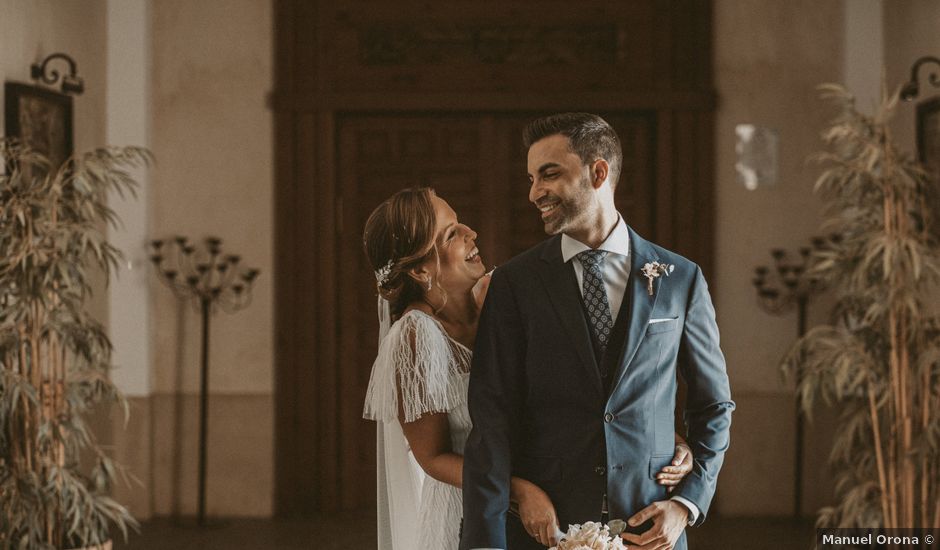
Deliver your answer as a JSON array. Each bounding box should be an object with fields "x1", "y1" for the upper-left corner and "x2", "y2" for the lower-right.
[{"x1": 641, "y1": 261, "x2": 675, "y2": 296}]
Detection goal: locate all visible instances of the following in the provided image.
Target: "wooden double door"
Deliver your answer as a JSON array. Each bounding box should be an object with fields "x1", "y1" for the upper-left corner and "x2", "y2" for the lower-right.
[
  {"x1": 334, "y1": 112, "x2": 658, "y2": 510},
  {"x1": 273, "y1": 0, "x2": 716, "y2": 517}
]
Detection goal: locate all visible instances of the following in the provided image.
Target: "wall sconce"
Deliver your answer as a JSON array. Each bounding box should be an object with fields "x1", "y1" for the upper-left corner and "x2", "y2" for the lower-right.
[
  {"x1": 735, "y1": 124, "x2": 778, "y2": 190},
  {"x1": 30, "y1": 52, "x2": 84, "y2": 95},
  {"x1": 900, "y1": 55, "x2": 940, "y2": 102}
]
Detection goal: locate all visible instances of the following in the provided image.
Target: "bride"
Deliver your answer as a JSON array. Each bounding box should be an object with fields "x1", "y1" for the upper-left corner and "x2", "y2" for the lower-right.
[{"x1": 362, "y1": 187, "x2": 693, "y2": 549}]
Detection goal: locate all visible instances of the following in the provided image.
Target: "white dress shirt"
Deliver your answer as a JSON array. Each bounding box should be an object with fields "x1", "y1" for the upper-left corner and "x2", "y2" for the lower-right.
[
  {"x1": 561, "y1": 214, "x2": 632, "y2": 325},
  {"x1": 470, "y1": 216, "x2": 697, "y2": 549}
]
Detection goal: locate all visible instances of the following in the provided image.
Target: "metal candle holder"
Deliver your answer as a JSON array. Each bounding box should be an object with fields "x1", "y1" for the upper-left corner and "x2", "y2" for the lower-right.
[
  {"x1": 751, "y1": 237, "x2": 830, "y2": 518},
  {"x1": 149, "y1": 236, "x2": 259, "y2": 526}
]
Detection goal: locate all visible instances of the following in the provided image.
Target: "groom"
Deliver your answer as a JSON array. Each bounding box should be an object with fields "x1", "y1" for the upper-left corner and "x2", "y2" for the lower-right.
[{"x1": 460, "y1": 113, "x2": 734, "y2": 550}]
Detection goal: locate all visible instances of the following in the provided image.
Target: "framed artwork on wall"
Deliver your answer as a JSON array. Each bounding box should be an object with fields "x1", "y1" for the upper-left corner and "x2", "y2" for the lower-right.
[
  {"x1": 918, "y1": 97, "x2": 940, "y2": 173},
  {"x1": 917, "y1": 96, "x2": 940, "y2": 234},
  {"x1": 4, "y1": 81, "x2": 74, "y2": 171}
]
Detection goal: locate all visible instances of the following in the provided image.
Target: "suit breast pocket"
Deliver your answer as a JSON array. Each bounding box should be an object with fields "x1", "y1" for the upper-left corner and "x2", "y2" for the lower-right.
[{"x1": 647, "y1": 317, "x2": 678, "y2": 334}]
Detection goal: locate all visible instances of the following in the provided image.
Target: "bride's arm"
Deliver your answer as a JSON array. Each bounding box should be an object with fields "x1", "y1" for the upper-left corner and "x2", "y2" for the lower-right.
[
  {"x1": 472, "y1": 270, "x2": 493, "y2": 310},
  {"x1": 401, "y1": 414, "x2": 560, "y2": 546},
  {"x1": 655, "y1": 432, "x2": 693, "y2": 490},
  {"x1": 400, "y1": 412, "x2": 464, "y2": 488}
]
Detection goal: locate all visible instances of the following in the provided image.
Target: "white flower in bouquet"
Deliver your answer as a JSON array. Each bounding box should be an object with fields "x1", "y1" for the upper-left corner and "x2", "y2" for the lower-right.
[{"x1": 550, "y1": 521, "x2": 626, "y2": 550}]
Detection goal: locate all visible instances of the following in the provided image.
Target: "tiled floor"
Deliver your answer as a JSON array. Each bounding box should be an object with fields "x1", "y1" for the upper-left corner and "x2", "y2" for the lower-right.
[
  {"x1": 114, "y1": 515, "x2": 815, "y2": 549},
  {"x1": 687, "y1": 517, "x2": 815, "y2": 550}
]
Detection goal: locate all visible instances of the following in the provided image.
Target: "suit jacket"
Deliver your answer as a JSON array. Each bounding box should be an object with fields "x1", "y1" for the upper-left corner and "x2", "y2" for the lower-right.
[{"x1": 460, "y1": 227, "x2": 735, "y2": 550}]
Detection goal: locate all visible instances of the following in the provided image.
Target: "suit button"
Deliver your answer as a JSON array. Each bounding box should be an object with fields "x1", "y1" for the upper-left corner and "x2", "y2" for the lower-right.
[
  {"x1": 595, "y1": 466, "x2": 606, "y2": 476},
  {"x1": 604, "y1": 412, "x2": 614, "y2": 423}
]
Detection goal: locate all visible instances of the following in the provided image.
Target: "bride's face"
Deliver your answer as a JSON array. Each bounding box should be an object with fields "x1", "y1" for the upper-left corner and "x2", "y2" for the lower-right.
[{"x1": 423, "y1": 195, "x2": 486, "y2": 293}]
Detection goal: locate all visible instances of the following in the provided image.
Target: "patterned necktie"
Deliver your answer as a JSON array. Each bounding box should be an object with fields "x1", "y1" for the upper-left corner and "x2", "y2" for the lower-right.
[{"x1": 578, "y1": 249, "x2": 613, "y2": 356}]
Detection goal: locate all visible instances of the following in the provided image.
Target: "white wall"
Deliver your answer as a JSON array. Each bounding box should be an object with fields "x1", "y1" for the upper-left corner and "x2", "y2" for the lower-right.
[
  {"x1": 147, "y1": 0, "x2": 274, "y2": 517},
  {"x1": 714, "y1": 0, "x2": 845, "y2": 516},
  {"x1": 106, "y1": 0, "x2": 152, "y2": 397},
  {"x1": 150, "y1": 0, "x2": 273, "y2": 396},
  {"x1": 845, "y1": 0, "x2": 884, "y2": 111}
]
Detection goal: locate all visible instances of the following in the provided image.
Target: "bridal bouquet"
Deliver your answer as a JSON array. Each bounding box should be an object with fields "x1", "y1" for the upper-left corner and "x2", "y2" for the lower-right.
[{"x1": 550, "y1": 521, "x2": 626, "y2": 550}]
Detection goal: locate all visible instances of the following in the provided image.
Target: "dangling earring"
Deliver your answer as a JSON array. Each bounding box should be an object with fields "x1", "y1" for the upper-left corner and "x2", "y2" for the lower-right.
[{"x1": 426, "y1": 279, "x2": 432, "y2": 291}]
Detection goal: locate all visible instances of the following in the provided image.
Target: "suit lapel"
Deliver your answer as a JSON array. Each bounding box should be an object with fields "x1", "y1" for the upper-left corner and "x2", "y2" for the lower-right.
[
  {"x1": 538, "y1": 237, "x2": 605, "y2": 398},
  {"x1": 611, "y1": 228, "x2": 661, "y2": 392}
]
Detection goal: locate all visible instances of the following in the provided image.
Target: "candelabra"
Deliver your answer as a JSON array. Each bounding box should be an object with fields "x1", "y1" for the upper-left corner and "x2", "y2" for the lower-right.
[
  {"x1": 149, "y1": 236, "x2": 260, "y2": 526},
  {"x1": 752, "y1": 237, "x2": 829, "y2": 518}
]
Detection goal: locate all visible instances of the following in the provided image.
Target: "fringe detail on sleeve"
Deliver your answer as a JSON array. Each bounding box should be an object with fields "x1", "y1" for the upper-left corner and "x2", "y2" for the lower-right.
[{"x1": 363, "y1": 311, "x2": 466, "y2": 424}]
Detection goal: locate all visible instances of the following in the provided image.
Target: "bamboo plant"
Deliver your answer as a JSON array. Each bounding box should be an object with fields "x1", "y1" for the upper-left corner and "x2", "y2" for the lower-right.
[
  {"x1": 782, "y1": 84, "x2": 940, "y2": 528},
  {"x1": 0, "y1": 139, "x2": 151, "y2": 549}
]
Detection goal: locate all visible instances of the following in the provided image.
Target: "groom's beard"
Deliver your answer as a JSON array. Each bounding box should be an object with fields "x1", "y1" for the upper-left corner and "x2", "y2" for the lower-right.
[{"x1": 540, "y1": 175, "x2": 594, "y2": 236}]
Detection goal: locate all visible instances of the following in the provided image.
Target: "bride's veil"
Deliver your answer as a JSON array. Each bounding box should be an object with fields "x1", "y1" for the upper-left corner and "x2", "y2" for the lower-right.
[{"x1": 374, "y1": 296, "x2": 426, "y2": 550}]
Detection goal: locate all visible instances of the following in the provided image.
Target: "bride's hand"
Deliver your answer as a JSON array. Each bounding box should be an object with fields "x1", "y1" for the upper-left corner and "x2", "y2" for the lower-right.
[
  {"x1": 514, "y1": 478, "x2": 560, "y2": 547},
  {"x1": 472, "y1": 270, "x2": 493, "y2": 310},
  {"x1": 656, "y1": 441, "x2": 693, "y2": 492}
]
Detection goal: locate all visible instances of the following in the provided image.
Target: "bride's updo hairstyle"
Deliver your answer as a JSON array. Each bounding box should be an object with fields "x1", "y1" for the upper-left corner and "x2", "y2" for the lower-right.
[{"x1": 363, "y1": 187, "x2": 439, "y2": 319}]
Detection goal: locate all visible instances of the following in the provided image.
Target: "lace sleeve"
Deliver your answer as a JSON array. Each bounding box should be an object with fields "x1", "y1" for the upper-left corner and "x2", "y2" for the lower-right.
[{"x1": 363, "y1": 312, "x2": 463, "y2": 423}]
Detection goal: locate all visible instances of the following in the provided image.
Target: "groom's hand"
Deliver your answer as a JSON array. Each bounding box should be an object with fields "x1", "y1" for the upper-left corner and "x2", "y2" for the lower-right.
[{"x1": 621, "y1": 500, "x2": 688, "y2": 550}]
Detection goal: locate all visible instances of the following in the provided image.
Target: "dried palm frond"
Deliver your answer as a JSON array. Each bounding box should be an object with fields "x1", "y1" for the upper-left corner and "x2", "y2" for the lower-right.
[
  {"x1": 782, "y1": 84, "x2": 940, "y2": 528},
  {"x1": 0, "y1": 139, "x2": 151, "y2": 548}
]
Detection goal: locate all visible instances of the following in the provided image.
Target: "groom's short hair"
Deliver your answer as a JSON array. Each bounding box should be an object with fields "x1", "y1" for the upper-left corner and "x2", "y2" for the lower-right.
[{"x1": 523, "y1": 112, "x2": 622, "y2": 189}]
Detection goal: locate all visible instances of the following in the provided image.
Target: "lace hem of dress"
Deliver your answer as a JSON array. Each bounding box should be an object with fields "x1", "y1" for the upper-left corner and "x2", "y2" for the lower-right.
[{"x1": 417, "y1": 480, "x2": 463, "y2": 550}]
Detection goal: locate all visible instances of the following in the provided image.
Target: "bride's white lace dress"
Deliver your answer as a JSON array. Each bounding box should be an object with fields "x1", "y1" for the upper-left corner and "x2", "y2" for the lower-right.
[{"x1": 363, "y1": 309, "x2": 472, "y2": 550}]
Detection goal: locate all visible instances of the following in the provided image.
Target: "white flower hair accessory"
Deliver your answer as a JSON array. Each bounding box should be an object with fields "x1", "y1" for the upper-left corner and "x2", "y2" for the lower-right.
[
  {"x1": 641, "y1": 261, "x2": 675, "y2": 296},
  {"x1": 375, "y1": 259, "x2": 394, "y2": 288}
]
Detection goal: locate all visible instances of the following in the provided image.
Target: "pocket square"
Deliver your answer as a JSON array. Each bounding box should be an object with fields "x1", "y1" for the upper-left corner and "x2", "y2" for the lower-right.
[{"x1": 649, "y1": 317, "x2": 677, "y2": 324}]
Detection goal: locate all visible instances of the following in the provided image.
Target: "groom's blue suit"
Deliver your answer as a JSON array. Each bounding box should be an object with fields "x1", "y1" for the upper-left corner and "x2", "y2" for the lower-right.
[{"x1": 460, "y1": 227, "x2": 734, "y2": 550}]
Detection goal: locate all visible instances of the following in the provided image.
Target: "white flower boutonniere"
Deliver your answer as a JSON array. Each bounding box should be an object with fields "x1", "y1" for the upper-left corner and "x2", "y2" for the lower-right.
[{"x1": 641, "y1": 261, "x2": 675, "y2": 296}]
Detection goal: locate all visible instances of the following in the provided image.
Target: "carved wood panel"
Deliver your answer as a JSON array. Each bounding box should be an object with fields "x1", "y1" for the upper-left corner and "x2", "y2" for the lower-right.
[{"x1": 298, "y1": 2, "x2": 658, "y2": 94}]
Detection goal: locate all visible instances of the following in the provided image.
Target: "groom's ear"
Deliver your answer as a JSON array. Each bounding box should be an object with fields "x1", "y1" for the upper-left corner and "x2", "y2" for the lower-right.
[{"x1": 591, "y1": 159, "x2": 610, "y2": 190}]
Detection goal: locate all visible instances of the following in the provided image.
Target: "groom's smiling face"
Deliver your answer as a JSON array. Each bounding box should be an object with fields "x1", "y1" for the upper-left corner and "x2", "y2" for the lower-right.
[{"x1": 527, "y1": 134, "x2": 596, "y2": 237}]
